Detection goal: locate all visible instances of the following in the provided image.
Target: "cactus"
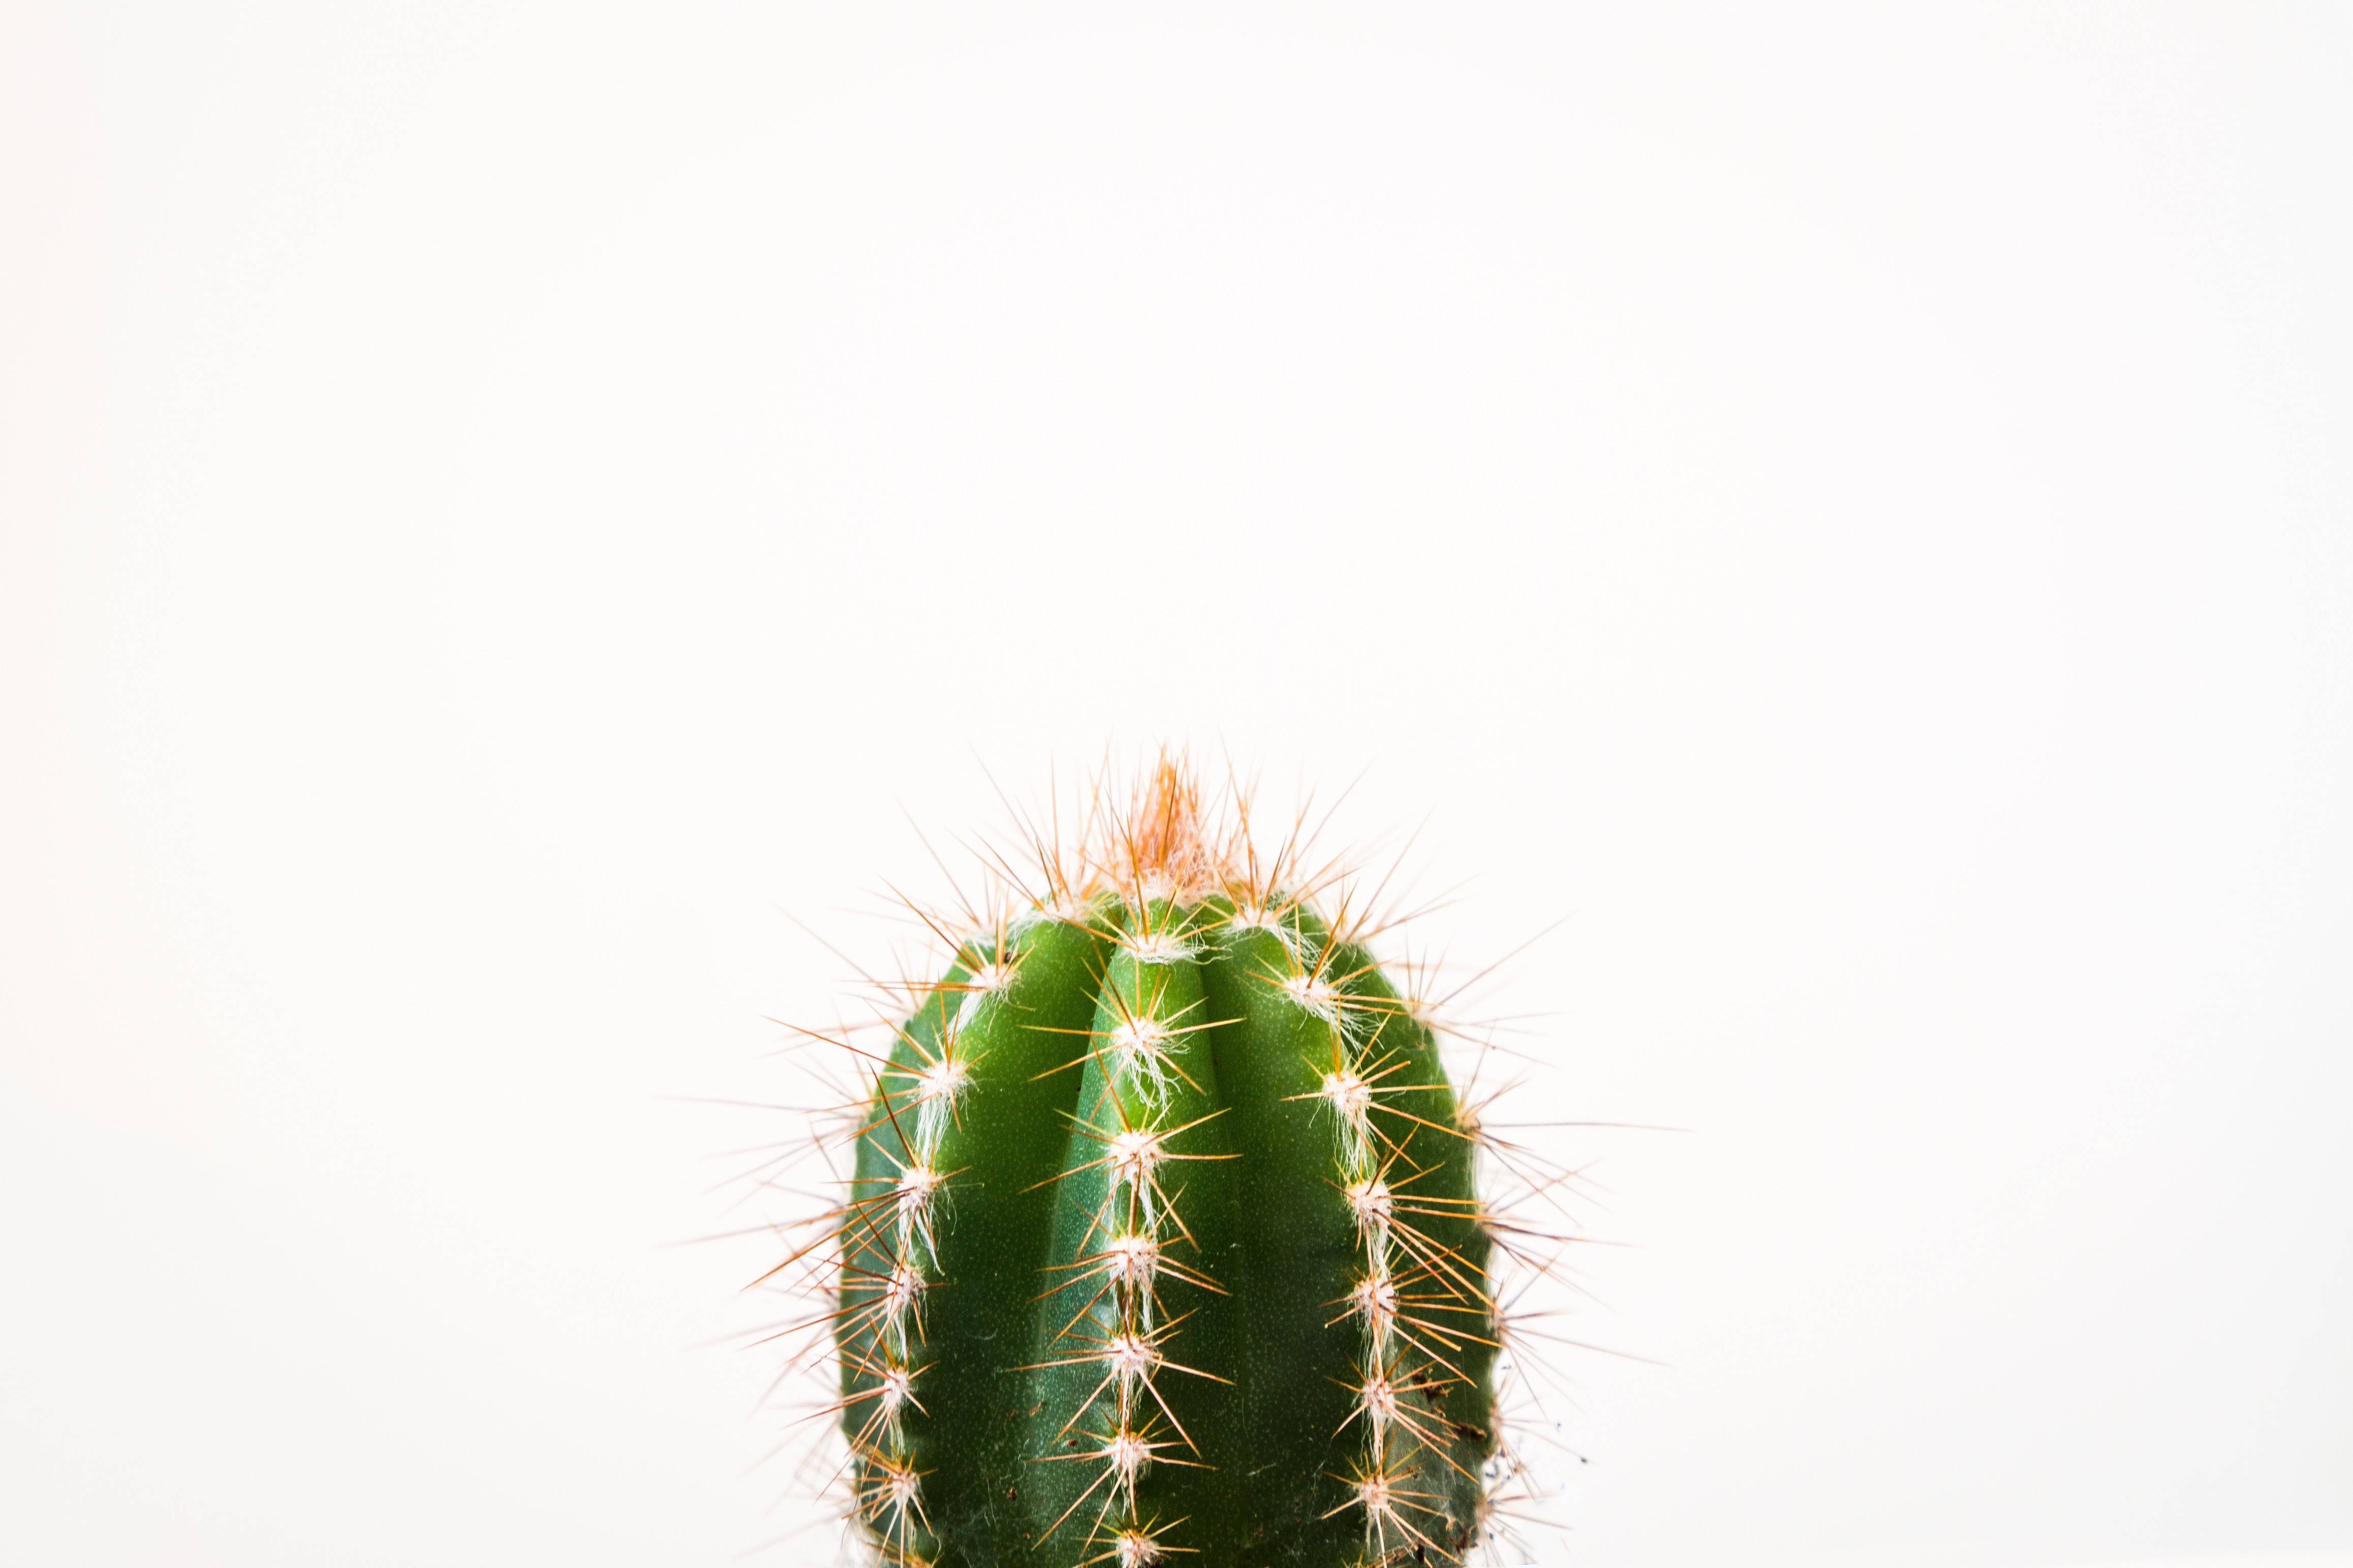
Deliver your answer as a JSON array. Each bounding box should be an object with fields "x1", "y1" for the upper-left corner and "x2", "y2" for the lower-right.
[{"x1": 780, "y1": 759, "x2": 1542, "y2": 1567}]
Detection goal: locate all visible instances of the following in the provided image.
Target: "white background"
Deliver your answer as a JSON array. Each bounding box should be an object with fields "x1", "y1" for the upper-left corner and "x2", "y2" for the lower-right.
[{"x1": 4, "y1": 5, "x2": 2348, "y2": 1566}]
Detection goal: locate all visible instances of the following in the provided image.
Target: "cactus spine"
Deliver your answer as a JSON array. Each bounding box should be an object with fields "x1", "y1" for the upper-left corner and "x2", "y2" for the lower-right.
[{"x1": 808, "y1": 761, "x2": 1513, "y2": 1567}]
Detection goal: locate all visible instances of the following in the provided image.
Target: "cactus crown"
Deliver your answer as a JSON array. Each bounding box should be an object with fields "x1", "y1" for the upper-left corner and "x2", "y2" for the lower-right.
[{"x1": 764, "y1": 756, "x2": 1559, "y2": 1568}]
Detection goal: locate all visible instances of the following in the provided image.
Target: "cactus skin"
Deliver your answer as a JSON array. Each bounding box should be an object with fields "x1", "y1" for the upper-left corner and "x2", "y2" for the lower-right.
[{"x1": 831, "y1": 771, "x2": 1499, "y2": 1567}]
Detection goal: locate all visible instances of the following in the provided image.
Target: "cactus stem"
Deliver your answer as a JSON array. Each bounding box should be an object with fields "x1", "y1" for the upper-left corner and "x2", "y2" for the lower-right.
[{"x1": 753, "y1": 752, "x2": 1589, "y2": 1566}]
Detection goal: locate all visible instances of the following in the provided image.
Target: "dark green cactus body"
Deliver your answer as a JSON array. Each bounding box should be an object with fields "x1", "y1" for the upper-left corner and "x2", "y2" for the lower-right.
[{"x1": 839, "y1": 880, "x2": 1496, "y2": 1567}]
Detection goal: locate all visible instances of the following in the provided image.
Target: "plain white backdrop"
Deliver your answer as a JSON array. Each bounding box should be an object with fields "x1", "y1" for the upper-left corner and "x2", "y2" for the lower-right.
[{"x1": 3, "y1": 5, "x2": 2348, "y2": 1566}]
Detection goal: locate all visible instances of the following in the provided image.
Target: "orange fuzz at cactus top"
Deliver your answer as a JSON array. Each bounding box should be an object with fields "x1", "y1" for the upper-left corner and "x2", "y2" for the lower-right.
[{"x1": 762, "y1": 758, "x2": 1568, "y2": 1568}]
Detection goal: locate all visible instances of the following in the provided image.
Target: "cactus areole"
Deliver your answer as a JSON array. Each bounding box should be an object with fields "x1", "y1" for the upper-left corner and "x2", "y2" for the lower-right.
[{"x1": 819, "y1": 762, "x2": 1504, "y2": 1567}]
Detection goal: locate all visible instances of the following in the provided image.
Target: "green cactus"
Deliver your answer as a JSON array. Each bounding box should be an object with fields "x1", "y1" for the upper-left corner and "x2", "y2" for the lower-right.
[{"x1": 809, "y1": 761, "x2": 1513, "y2": 1567}]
